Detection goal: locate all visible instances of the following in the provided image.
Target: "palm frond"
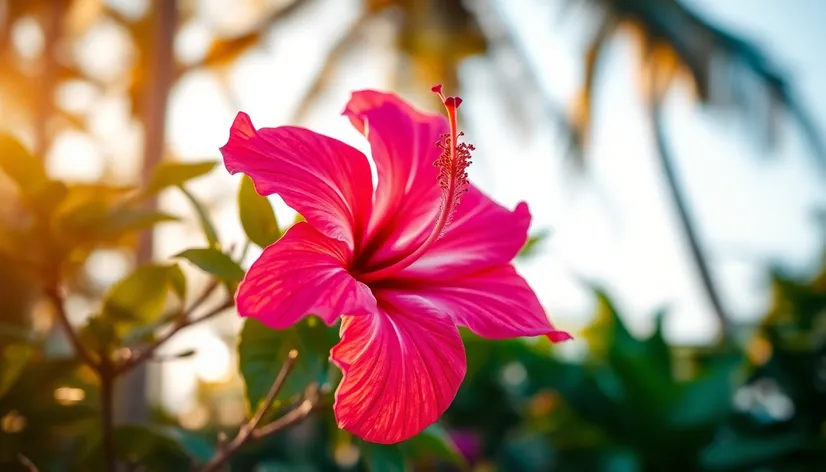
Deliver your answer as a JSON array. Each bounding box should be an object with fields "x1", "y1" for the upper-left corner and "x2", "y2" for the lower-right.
[{"x1": 564, "y1": 0, "x2": 825, "y2": 169}]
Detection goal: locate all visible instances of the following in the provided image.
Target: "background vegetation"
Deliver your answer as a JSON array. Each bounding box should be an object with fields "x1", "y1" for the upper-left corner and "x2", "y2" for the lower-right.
[{"x1": 1, "y1": 0, "x2": 824, "y2": 470}]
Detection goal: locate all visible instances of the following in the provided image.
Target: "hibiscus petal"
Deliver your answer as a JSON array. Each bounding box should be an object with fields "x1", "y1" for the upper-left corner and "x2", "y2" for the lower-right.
[
  {"x1": 236, "y1": 222, "x2": 376, "y2": 328},
  {"x1": 411, "y1": 264, "x2": 572, "y2": 341},
  {"x1": 343, "y1": 91, "x2": 445, "y2": 265},
  {"x1": 330, "y1": 291, "x2": 466, "y2": 444},
  {"x1": 398, "y1": 186, "x2": 532, "y2": 280},
  {"x1": 220, "y1": 112, "x2": 373, "y2": 247}
]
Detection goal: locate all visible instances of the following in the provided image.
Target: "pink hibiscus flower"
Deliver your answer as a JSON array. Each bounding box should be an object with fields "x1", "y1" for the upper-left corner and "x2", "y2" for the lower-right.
[{"x1": 220, "y1": 86, "x2": 571, "y2": 444}]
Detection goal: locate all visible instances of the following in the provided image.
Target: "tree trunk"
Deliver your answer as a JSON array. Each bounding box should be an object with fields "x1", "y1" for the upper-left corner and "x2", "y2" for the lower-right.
[
  {"x1": 647, "y1": 69, "x2": 733, "y2": 341},
  {"x1": 118, "y1": 0, "x2": 178, "y2": 426}
]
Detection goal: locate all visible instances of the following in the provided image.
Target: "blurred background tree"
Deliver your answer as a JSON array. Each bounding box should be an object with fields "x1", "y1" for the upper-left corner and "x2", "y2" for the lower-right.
[{"x1": 1, "y1": 0, "x2": 824, "y2": 470}]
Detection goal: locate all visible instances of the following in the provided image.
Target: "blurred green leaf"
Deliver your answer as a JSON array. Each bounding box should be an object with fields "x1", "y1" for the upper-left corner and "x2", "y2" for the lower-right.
[
  {"x1": 175, "y1": 247, "x2": 244, "y2": 288},
  {"x1": 169, "y1": 349, "x2": 197, "y2": 359},
  {"x1": 122, "y1": 310, "x2": 181, "y2": 346},
  {"x1": 0, "y1": 134, "x2": 48, "y2": 191},
  {"x1": 0, "y1": 323, "x2": 35, "y2": 343},
  {"x1": 361, "y1": 442, "x2": 406, "y2": 472},
  {"x1": 83, "y1": 425, "x2": 194, "y2": 471},
  {"x1": 669, "y1": 353, "x2": 742, "y2": 427},
  {"x1": 96, "y1": 207, "x2": 178, "y2": 239},
  {"x1": 167, "y1": 263, "x2": 187, "y2": 300},
  {"x1": 159, "y1": 427, "x2": 215, "y2": 463},
  {"x1": 144, "y1": 161, "x2": 216, "y2": 196},
  {"x1": 401, "y1": 423, "x2": 466, "y2": 468},
  {"x1": 700, "y1": 430, "x2": 806, "y2": 470},
  {"x1": 518, "y1": 229, "x2": 551, "y2": 260},
  {"x1": 55, "y1": 185, "x2": 178, "y2": 245},
  {"x1": 179, "y1": 186, "x2": 220, "y2": 247},
  {"x1": 238, "y1": 317, "x2": 337, "y2": 412},
  {"x1": 238, "y1": 175, "x2": 280, "y2": 248},
  {"x1": 79, "y1": 315, "x2": 118, "y2": 359},
  {"x1": 28, "y1": 180, "x2": 69, "y2": 215},
  {"x1": 0, "y1": 344, "x2": 35, "y2": 398},
  {"x1": 101, "y1": 264, "x2": 179, "y2": 325}
]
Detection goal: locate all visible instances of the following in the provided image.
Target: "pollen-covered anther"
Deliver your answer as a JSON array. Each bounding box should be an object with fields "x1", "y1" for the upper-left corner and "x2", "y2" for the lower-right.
[{"x1": 356, "y1": 85, "x2": 474, "y2": 280}]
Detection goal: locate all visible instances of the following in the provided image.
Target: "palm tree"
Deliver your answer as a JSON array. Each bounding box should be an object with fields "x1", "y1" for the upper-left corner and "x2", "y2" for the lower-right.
[
  {"x1": 276, "y1": 0, "x2": 824, "y2": 340},
  {"x1": 559, "y1": 0, "x2": 825, "y2": 340}
]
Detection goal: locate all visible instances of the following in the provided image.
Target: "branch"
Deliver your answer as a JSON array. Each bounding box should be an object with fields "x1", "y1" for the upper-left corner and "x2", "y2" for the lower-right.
[
  {"x1": 117, "y1": 280, "x2": 232, "y2": 375},
  {"x1": 44, "y1": 286, "x2": 99, "y2": 369},
  {"x1": 199, "y1": 351, "x2": 309, "y2": 472},
  {"x1": 17, "y1": 454, "x2": 38, "y2": 472},
  {"x1": 251, "y1": 385, "x2": 322, "y2": 440}
]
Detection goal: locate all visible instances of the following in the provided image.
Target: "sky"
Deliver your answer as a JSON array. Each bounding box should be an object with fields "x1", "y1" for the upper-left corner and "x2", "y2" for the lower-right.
[{"x1": 33, "y1": 0, "x2": 826, "y2": 412}]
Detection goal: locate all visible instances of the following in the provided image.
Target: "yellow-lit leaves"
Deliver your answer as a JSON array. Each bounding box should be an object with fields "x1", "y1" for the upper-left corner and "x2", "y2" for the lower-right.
[
  {"x1": 0, "y1": 134, "x2": 48, "y2": 191},
  {"x1": 200, "y1": 33, "x2": 262, "y2": 71},
  {"x1": 175, "y1": 247, "x2": 244, "y2": 291},
  {"x1": 143, "y1": 160, "x2": 216, "y2": 197},
  {"x1": 55, "y1": 184, "x2": 178, "y2": 247},
  {"x1": 0, "y1": 344, "x2": 36, "y2": 399},
  {"x1": 178, "y1": 186, "x2": 220, "y2": 248},
  {"x1": 238, "y1": 175, "x2": 280, "y2": 248},
  {"x1": 101, "y1": 263, "x2": 186, "y2": 326}
]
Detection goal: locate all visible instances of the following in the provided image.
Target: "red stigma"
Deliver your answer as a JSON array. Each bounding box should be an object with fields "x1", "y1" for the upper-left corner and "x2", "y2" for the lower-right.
[
  {"x1": 357, "y1": 85, "x2": 474, "y2": 281},
  {"x1": 431, "y1": 85, "x2": 472, "y2": 232}
]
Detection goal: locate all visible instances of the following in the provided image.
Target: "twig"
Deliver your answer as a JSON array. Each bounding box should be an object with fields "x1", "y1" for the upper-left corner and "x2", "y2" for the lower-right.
[
  {"x1": 44, "y1": 286, "x2": 99, "y2": 369},
  {"x1": 199, "y1": 351, "x2": 302, "y2": 472},
  {"x1": 251, "y1": 385, "x2": 322, "y2": 439},
  {"x1": 99, "y1": 367, "x2": 117, "y2": 472},
  {"x1": 117, "y1": 287, "x2": 232, "y2": 375},
  {"x1": 17, "y1": 453, "x2": 38, "y2": 472}
]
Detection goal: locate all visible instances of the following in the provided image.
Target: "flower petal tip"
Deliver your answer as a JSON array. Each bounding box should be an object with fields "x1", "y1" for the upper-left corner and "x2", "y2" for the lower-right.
[{"x1": 546, "y1": 331, "x2": 574, "y2": 343}]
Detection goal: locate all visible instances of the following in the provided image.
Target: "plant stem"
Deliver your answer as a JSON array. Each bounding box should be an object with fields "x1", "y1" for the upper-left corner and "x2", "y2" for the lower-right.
[
  {"x1": 117, "y1": 293, "x2": 233, "y2": 375},
  {"x1": 100, "y1": 367, "x2": 117, "y2": 472},
  {"x1": 45, "y1": 286, "x2": 98, "y2": 369},
  {"x1": 199, "y1": 351, "x2": 305, "y2": 472}
]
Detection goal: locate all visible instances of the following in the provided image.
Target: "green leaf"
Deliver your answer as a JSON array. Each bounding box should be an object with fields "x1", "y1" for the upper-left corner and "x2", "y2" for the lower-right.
[
  {"x1": 28, "y1": 179, "x2": 69, "y2": 215},
  {"x1": 238, "y1": 317, "x2": 337, "y2": 412},
  {"x1": 701, "y1": 430, "x2": 805, "y2": 470},
  {"x1": 168, "y1": 349, "x2": 197, "y2": 359},
  {"x1": 361, "y1": 442, "x2": 406, "y2": 472},
  {"x1": 238, "y1": 175, "x2": 280, "y2": 248},
  {"x1": 101, "y1": 264, "x2": 178, "y2": 325},
  {"x1": 0, "y1": 323, "x2": 35, "y2": 343},
  {"x1": 144, "y1": 161, "x2": 216, "y2": 196},
  {"x1": 0, "y1": 343, "x2": 36, "y2": 398},
  {"x1": 401, "y1": 423, "x2": 466, "y2": 468},
  {"x1": 96, "y1": 207, "x2": 178, "y2": 239},
  {"x1": 104, "y1": 425, "x2": 193, "y2": 471},
  {"x1": 518, "y1": 228, "x2": 551, "y2": 260},
  {"x1": 159, "y1": 427, "x2": 215, "y2": 463},
  {"x1": 0, "y1": 134, "x2": 48, "y2": 191},
  {"x1": 668, "y1": 353, "x2": 742, "y2": 427},
  {"x1": 175, "y1": 247, "x2": 244, "y2": 287},
  {"x1": 167, "y1": 263, "x2": 187, "y2": 300},
  {"x1": 79, "y1": 315, "x2": 117, "y2": 360},
  {"x1": 122, "y1": 310, "x2": 181, "y2": 346},
  {"x1": 55, "y1": 185, "x2": 178, "y2": 244},
  {"x1": 179, "y1": 186, "x2": 220, "y2": 247}
]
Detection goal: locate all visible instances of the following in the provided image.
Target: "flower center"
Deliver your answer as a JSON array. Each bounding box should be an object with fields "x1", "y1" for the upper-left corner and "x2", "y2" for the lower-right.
[{"x1": 360, "y1": 85, "x2": 473, "y2": 283}]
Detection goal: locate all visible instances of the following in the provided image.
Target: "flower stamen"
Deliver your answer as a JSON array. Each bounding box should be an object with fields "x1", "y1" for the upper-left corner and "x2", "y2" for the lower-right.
[{"x1": 361, "y1": 85, "x2": 473, "y2": 282}]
